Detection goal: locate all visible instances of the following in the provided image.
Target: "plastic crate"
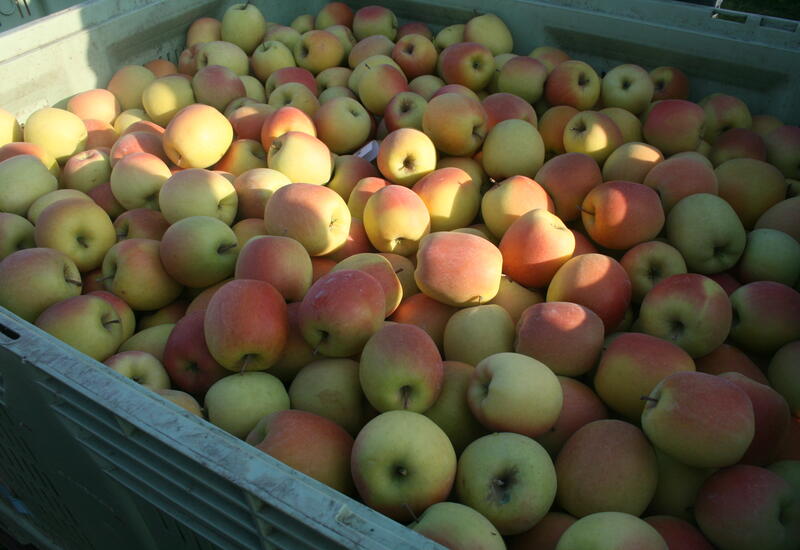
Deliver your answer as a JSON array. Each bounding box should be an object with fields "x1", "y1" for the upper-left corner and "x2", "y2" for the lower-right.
[
  {"x1": 0, "y1": 0, "x2": 84, "y2": 34},
  {"x1": 0, "y1": 1, "x2": 799, "y2": 549}
]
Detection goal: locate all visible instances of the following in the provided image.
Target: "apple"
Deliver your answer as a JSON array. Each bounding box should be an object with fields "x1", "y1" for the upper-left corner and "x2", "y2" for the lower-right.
[
  {"x1": 392, "y1": 34, "x2": 437, "y2": 79},
  {"x1": 383, "y1": 91, "x2": 427, "y2": 132},
  {"x1": 563, "y1": 110, "x2": 623, "y2": 164},
  {"x1": 467, "y1": 352, "x2": 562, "y2": 437},
  {"x1": 650, "y1": 66, "x2": 690, "y2": 100},
  {"x1": 83, "y1": 120, "x2": 118, "y2": 150},
  {"x1": 411, "y1": 502, "x2": 504, "y2": 549},
  {"x1": 352, "y1": 5, "x2": 398, "y2": 41},
  {"x1": 642, "y1": 152, "x2": 718, "y2": 213},
  {"x1": 536, "y1": 377, "x2": 608, "y2": 458},
  {"x1": 109, "y1": 129, "x2": 166, "y2": 166},
  {"x1": 108, "y1": 152, "x2": 171, "y2": 211},
  {"x1": 118, "y1": 323, "x2": 174, "y2": 361},
  {"x1": 482, "y1": 92, "x2": 538, "y2": 133},
  {"x1": 163, "y1": 104, "x2": 233, "y2": 169},
  {"x1": 362, "y1": 184, "x2": 430, "y2": 256},
  {"x1": 101, "y1": 238, "x2": 183, "y2": 312},
  {"x1": 619, "y1": 240, "x2": 687, "y2": 302},
  {"x1": 265, "y1": 182, "x2": 350, "y2": 257},
  {"x1": 213, "y1": 138, "x2": 267, "y2": 176},
  {"x1": 158, "y1": 168, "x2": 238, "y2": 225},
  {"x1": 348, "y1": 35, "x2": 395, "y2": 68},
  {"x1": 555, "y1": 419, "x2": 657, "y2": 518},
  {"x1": 62, "y1": 148, "x2": 111, "y2": 193},
  {"x1": 648, "y1": 448, "x2": 715, "y2": 521},
  {"x1": 600, "y1": 64, "x2": 654, "y2": 115},
  {"x1": 288, "y1": 358, "x2": 367, "y2": 436},
  {"x1": 0, "y1": 213, "x2": 34, "y2": 260},
  {"x1": 456, "y1": 432, "x2": 556, "y2": 536},
  {"x1": 159, "y1": 215, "x2": 239, "y2": 288},
  {"x1": 412, "y1": 166, "x2": 480, "y2": 232},
  {"x1": 482, "y1": 119, "x2": 546, "y2": 180},
  {"x1": 347, "y1": 177, "x2": 390, "y2": 218},
  {"x1": 220, "y1": 2, "x2": 266, "y2": 55},
  {"x1": 0, "y1": 108, "x2": 22, "y2": 146},
  {"x1": 397, "y1": 21, "x2": 432, "y2": 40},
  {"x1": 728, "y1": 281, "x2": 800, "y2": 356},
  {"x1": 358, "y1": 63, "x2": 409, "y2": 116},
  {"x1": 437, "y1": 42, "x2": 495, "y2": 91},
  {"x1": 260, "y1": 105, "x2": 316, "y2": 151},
  {"x1": 359, "y1": 322, "x2": 443, "y2": 413},
  {"x1": 331, "y1": 253, "x2": 401, "y2": 316},
  {"x1": 602, "y1": 142, "x2": 663, "y2": 183},
  {"x1": 191, "y1": 64, "x2": 246, "y2": 112},
  {"x1": 581, "y1": 180, "x2": 665, "y2": 250},
  {"x1": 764, "y1": 124, "x2": 800, "y2": 179},
  {"x1": 700, "y1": 92, "x2": 753, "y2": 144},
  {"x1": 291, "y1": 13, "x2": 314, "y2": 34},
  {"x1": 106, "y1": 65, "x2": 157, "y2": 111},
  {"x1": 160, "y1": 310, "x2": 227, "y2": 395},
  {"x1": 715, "y1": 158, "x2": 786, "y2": 229},
  {"x1": 414, "y1": 231, "x2": 502, "y2": 307},
  {"x1": 462, "y1": 12, "x2": 513, "y2": 55},
  {"x1": 666, "y1": 193, "x2": 746, "y2": 274},
  {"x1": 195, "y1": 40, "x2": 249, "y2": 76},
  {"x1": 348, "y1": 55, "x2": 400, "y2": 92},
  {"x1": 298, "y1": 269, "x2": 385, "y2": 357},
  {"x1": 529, "y1": 46, "x2": 570, "y2": 73},
  {"x1": 376, "y1": 128, "x2": 437, "y2": 188},
  {"x1": 538, "y1": 105, "x2": 579, "y2": 156},
  {"x1": 186, "y1": 16, "x2": 221, "y2": 47},
  {"x1": 67, "y1": 88, "x2": 120, "y2": 125},
  {"x1": 0, "y1": 141, "x2": 61, "y2": 176},
  {"x1": 389, "y1": 293, "x2": 457, "y2": 352},
  {"x1": 643, "y1": 99, "x2": 706, "y2": 155},
  {"x1": 144, "y1": 58, "x2": 177, "y2": 78},
  {"x1": 594, "y1": 332, "x2": 695, "y2": 421},
  {"x1": 535, "y1": 152, "x2": 602, "y2": 222},
  {"x1": 313, "y1": 96, "x2": 371, "y2": 154},
  {"x1": 351, "y1": 410, "x2": 455, "y2": 522},
  {"x1": 600, "y1": 106, "x2": 643, "y2": 143},
  {"x1": 315, "y1": 2, "x2": 354, "y2": 29},
  {"x1": 204, "y1": 371, "x2": 289, "y2": 438},
  {"x1": 546, "y1": 253, "x2": 632, "y2": 333},
  {"x1": 641, "y1": 371, "x2": 755, "y2": 468},
  {"x1": 140, "y1": 75, "x2": 195, "y2": 127},
  {"x1": 265, "y1": 66, "x2": 317, "y2": 97},
  {"x1": 0, "y1": 155, "x2": 58, "y2": 216},
  {"x1": 434, "y1": 24, "x2": 464, "y2": 51},
  {"x1": 326, "y1": 155, "x2": 379, "y2": 203},
  {"x1": 709, "y1": 127, "x2": 767, "y2": 166},
  {"x1": 637, "y1": 273, "x2": 732, "y2": 358},
  {"x1": 247, "y1": 409, "x2": 355, "y2": 495},
  {"x1": 408, "y1": 74, "x2": 445, "y2": 100},
  {"x1": 769, "y1": 341, "x2": 800, "y2": 417},
  {"x1": 695, "y1": 343, "x2": 768, "y2": 383},
  {"x1": 755, "y1": 197, "x2": 800, "y2": 243},
  {"x1": 234, "y1": 235, "x2": 311, "y2": 302},
  {"x1": 694, "y1": 465, "x2": 799, "y2": 550},
  {"x1": 738, "y1": 228, "x2": 800, "y2": 285},
  {"x1": 443, "y1": 304, "x2": 514, "y2": 366},
  {"x1": 544, "y1": 60, "x2": 600, "y2": 110},
  {"x1": 555, "y1": 512, "x2": 668, "y2": 550},
  {"x1": 104, "y1": 351, "x2": 170, "y2": 390},
  {"x1": 33, "y1": 198, "x2": 115, "y2": 273},
  {"x1": 495, "y1": 56, "x2": 547, "y2": 104},
  {"x1": 154, "y1": 389, "x2": 203, "y2": 417},
  {"x1": 0, "y1": 248, "x2": 82, "y2": 322},
  {"x1": 26, "y1": 189, "x2": 91, "y2": 225},
  {"x1": 293, "y1": 30, "x2": 345, "y2": 75},
  {"x1": 267, "y1": 131, "x2": 331, "y2": 184},
  {"x1": 316, "y1": 66, "x2": 353, "y2": 93},
  {"x1": 35, "y1": 294, "x2": 123, "y2": 361}
]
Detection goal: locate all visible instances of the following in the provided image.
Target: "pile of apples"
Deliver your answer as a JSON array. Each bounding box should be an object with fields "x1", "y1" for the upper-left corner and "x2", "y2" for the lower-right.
[{"x1": 1, "y1": 1, "x2": 800, "y2": 548}]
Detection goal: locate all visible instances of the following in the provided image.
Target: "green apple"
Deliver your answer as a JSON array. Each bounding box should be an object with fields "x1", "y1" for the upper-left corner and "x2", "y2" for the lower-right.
[
  {"x1": 0, "y1": 154, "x2": 58, "y2": 216},
  {"x1": 204, "y1": 372, "x2": 289, "y2": 438},
  {"x1": 158, "y1": 168, "x2": 238, "y2": 225},
  {"x1": 456, "y1": 432, "x2": 556, "y2": 535},
  {"x1": 443, "y1": 304, "x2": 514, "y2": 366},
  {"x1": 738, "y1": 228, "x2": 800, "y2": 286},
  {"x1": 118, "y1": 323, "x2": 174, "y2": 361},
  {"x1": 351, "y1": 410, "x2": 455, "y2": 522},
  {"x1": 159, "y1": 216, "x2": 239, "y2": 288},
  {"x1": 104, "y1": 350, "x2": 170, "y2": 390},
  {"x1": 220, "y1": 2, "x2": 267, "y2": 55},
  {"x1": 0, "y1": 213, "x2": 35, "y2": 261},
  {"x1": 556, "y1": 512, "x2": 667, "y2": 550},
  {"x1": 411, "y1": 502, "x2": 505, "y2": 549}
]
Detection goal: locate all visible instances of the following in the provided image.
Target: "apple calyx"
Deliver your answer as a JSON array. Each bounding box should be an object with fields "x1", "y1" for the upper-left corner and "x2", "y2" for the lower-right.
[
  {"x1": 65, "y1": 278, "x2": 82, "y2": 286},
  {"x1": 238, "y1": 353, "x2": 255, "y2": 374},
  {"x1": 400, "y1": 384, "x2": 412, "y2": 409},
  {"x1": 490, "y1": 468, "x2": 517, "y2": 504},
  {"x1": 640, "y1": 395, "x2": 658, "y2": 405}
]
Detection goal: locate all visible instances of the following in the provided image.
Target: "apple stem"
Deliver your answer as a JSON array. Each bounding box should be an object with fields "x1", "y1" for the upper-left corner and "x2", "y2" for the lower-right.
[
  {"x1": 239, "y1": 354, "x2": 252, "y2": 374},
  {"x1": 65, "y1": 278, "x2": 82, "y2": 287},
  {"x1": 400, "y1": 385, "x2": 411, "y2": 409},
  {"x1": 640, "y1": 395, "x2": 658, "y2": 403},
  {"x1": 403, "y1": 502, "x2": 418, "y2": 522},
  {"x1": 95, "y1": 275, "x2": 114, "y2": 283},
  {"x1": 578, "y1": 206, "x2": 594, "y2": 216},
  {"x1": 217, "y1": 243, "x2": 237, "y2": 254},
  {"x1": 103, "y1": 319, "x2": 121, "y2": 328},
  {"x1": 394, "y1": 268, "x2": 403, "y2": 274}
]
